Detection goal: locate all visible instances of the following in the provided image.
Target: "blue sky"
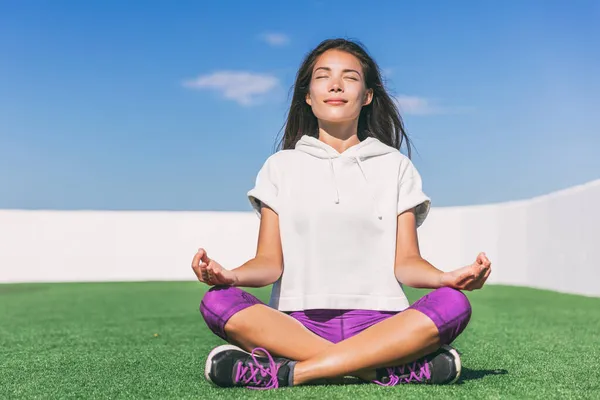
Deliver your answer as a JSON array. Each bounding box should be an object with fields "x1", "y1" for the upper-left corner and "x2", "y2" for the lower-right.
[{"x1": 1, "y1": 0, "x2": 599, "y2": 211}]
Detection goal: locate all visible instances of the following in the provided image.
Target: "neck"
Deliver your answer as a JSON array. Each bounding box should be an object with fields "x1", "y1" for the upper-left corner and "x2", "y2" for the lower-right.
[{"x1": 317, "y1": 120, "x2": 360, "y2": 153}]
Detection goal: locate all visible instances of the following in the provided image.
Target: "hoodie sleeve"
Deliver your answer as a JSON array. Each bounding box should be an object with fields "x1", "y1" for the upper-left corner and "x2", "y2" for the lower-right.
[
  {"x1": 247, "y1": 156, "x2": 280, "y2": 217},
  {"x1": 397, "y1": 159, "x2": 431, "y2": 227}
]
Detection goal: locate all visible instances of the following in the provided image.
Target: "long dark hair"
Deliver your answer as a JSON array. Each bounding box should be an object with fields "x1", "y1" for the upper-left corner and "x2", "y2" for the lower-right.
[{"x1": 275, "y1": 38, "x2": 412, "y2": 157}]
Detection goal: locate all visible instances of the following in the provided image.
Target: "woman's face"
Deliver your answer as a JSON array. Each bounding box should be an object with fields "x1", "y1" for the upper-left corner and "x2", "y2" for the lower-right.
[{"x1": 306, "y1": 49, "x2": 373, "y2": 125}]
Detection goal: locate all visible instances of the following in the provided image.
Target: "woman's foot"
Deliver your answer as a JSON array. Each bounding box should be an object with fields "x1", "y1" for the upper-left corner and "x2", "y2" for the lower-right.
[
  {"x1": 205, "y1": 344, "x2": 461, "y2": 388},
  {"x1": 204, "y1": 345, "x2": 296, "y2": 389},
  {"x1": 373, "y1": 345, "x2": 462, "y2": 385}
]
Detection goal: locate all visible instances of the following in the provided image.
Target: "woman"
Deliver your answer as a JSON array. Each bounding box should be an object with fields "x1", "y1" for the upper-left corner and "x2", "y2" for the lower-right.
[{"x1": 192, "y1": 38, "x2": 492, "y2": 390}]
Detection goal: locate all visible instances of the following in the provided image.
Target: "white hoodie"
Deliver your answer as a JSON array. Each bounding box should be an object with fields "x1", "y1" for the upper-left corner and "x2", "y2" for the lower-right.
[{"x1": 247, "y1": 135, "x2": 431, "y2": 311}]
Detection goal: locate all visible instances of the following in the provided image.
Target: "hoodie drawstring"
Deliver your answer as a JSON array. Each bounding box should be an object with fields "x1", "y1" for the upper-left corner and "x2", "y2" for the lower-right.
[
  {"x1": 327, "y1": 153, "x2": 340, "y2": 204},
  {"x1": 298, "y1": 135, "x2": 387, "y2": 221},
  {"x1": 324, "y1": 149, "x2": 382, "y2": 220},
  {"x1": 355, "y1": 156, "x2": 383, "y2": 220}
]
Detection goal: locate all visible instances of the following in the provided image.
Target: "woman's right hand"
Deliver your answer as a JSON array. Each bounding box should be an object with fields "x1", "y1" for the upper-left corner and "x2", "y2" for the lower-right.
[{"x1": 191, "y1": 248, "x2": 239, "y2": 286}]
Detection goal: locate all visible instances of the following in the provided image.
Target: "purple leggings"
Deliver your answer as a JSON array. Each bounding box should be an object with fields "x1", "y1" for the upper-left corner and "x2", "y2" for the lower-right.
[{"x1": 199, "y1": 286, "x2": 472, "y2": 346}]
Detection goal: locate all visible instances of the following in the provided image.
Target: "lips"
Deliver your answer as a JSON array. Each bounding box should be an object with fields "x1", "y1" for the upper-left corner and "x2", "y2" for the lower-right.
[{"x1": 324, "y1": 99, "x2": 347, "y2": 105}]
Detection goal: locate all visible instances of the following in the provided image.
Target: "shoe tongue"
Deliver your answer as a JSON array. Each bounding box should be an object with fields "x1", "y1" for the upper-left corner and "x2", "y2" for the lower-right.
[
  {"x1": 232, "y1": 360, "x2": 250, "y2": 384},
  {"x1": 235, "y1": 357, "x2": 291, "y2": 388}
]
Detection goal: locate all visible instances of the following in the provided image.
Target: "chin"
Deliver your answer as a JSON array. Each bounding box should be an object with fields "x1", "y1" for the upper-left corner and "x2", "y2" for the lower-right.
[{"x1": 314, "y1": 113, "x2": 358, "y2": 124}]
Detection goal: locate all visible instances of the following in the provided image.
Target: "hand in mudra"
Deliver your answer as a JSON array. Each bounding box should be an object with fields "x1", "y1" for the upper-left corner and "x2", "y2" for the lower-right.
[
  {"x1": 441, "y1": 252, "x2": 492, "y2": 291},
  {"x1": 191, "y1": 248, "x2": 238, "y2": 286}
]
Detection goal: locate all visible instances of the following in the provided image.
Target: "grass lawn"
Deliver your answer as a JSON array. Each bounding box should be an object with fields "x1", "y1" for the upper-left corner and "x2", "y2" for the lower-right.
[{"x1": 1, "y1": 282, "x2": 599, "y2": 399}]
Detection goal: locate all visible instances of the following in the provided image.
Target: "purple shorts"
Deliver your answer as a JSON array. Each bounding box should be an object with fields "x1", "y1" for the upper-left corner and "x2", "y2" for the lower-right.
[{"x1": 199, "y1": 286, "x2": 471, "y2": 346}]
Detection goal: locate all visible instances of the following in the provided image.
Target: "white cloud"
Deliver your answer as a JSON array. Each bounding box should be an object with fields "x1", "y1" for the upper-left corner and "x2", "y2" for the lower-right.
[
  {"x1": 381, "y1": 67, "x2": 394, "y2": 77},
  {"x1": 258, "y1": 32, "x2": 290, "y2": 47},
  {"x1": 182, "y1": 71, "x2": 280, "y2": 106},
  {"x1": 394, "y1": 95, "x2": 471, "y2": 116},
  {"x1": 394, "y1": 95, "x2": 438, "y2": 115}
]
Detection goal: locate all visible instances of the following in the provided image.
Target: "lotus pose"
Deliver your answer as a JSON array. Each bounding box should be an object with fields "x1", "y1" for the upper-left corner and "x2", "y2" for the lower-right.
[{"x1": 192, "y1": 38, "x2": 492, "y2": 390}]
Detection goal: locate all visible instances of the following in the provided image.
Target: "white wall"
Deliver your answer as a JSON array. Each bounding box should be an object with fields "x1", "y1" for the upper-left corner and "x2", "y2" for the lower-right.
[
  {"x1": 418, "y1": 179, "x2": 600, "y2": 297},
  {"x1": 1, "y1": 179, "x2": 599, "y2": 297}
]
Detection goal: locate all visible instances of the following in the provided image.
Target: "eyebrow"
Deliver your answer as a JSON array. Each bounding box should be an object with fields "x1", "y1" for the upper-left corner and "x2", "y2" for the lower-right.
[{"x1": 313, "y1": 66, "x2": 362, "y2": 76}]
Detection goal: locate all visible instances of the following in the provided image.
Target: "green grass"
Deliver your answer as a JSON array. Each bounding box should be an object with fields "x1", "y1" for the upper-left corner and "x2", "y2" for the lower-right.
[{"x1": 0, "y1": 282, "x2": 599, "y2": 399}]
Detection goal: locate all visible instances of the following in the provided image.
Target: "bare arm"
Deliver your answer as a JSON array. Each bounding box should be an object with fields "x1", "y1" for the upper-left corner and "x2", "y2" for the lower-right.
[
  {"x1": 394, "y1": 208, "x2": 444, "y2": 289},
  {"x1": 393, "y1": 207, "x2": 493, "y2": 291},
  {"x1": 191, "y1": 206, "x2": 283, "y2": 288},
  {"x1": 231, "y1": 205, "x2": 283, "y2": 288}
]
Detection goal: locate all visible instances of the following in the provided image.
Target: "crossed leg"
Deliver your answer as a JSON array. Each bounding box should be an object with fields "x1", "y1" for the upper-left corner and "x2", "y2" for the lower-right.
[{"x1": 199, "y1": 286, "x2": 471, "y2": 385}]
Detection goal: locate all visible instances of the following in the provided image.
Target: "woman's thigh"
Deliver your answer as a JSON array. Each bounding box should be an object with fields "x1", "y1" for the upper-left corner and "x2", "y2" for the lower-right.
[
  {"x1": 336, "y1": 287, "x2": 472, "y2": 345},
  {"x1": 200, "y1": 286, "x2": 334, "y2": 360},
  {"x1": 200, "y1": 285, "x2": 472, "y2": 358}
]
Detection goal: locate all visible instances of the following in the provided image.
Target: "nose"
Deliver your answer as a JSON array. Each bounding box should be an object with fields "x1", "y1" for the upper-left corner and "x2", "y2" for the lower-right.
[{"x1": 329, "y1": 77, "x2": 344, "y2": 93}]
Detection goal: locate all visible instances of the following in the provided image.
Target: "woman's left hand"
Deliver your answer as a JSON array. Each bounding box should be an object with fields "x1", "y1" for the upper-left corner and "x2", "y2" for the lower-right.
[{"x1": 440, "y1": 252, "x2": 492, "y2": 291}]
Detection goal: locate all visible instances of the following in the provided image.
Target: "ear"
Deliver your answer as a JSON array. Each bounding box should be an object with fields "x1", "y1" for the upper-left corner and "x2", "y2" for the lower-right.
[
  {"x1": 363, "y1": 89, "x2": 374, "y2": 106},
  {"x1": 305, "y1": 92, "x2": 312, "y2": 106}
]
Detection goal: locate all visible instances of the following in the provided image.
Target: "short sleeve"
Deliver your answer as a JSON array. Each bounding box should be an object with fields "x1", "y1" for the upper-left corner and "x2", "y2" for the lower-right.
[
  {"x1": 247, "y1": 157, "x2": 280, "y2": 217},
  {"x1": 397, "y1": 160, "x2": 431, "y2": 227}
]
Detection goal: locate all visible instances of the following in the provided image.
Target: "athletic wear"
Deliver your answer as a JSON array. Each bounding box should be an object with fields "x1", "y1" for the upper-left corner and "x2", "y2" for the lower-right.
[
  {"x1": 246, "y1": 135, "x2": 431, "y2": 311},
  {"x1": 204, "y1": 345, "x2": 296, "y2": 389},
  {"x1": 374, "y1": 345, "x2": 461, "y2": 385},
  {"x1": 204, "y1": 342, "x2": 461, "y2": 389},
  {"x1": 200, "y1": 286, "x2": 471, "y2": 345},
  {"x1": 200, "y1": 135, "x2": 471, "y2": 390}
]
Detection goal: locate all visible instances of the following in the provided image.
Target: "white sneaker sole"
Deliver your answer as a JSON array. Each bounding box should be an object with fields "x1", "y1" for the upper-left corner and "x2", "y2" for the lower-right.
[
  {"x1": 441, "y1": 345, "x2": 462, "y2": 384},
  {"x1": 204, "y1": 344, "x2": 247, "y2": 385}
]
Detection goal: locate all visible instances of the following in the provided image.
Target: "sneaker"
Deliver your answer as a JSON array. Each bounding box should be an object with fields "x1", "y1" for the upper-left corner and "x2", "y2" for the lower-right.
[
  {"x1": 204, "y1": 344, "x2": 296, "y2": 389},
  {"x1": 373, "y1": 345, "x2": 462, "y2": 385}
]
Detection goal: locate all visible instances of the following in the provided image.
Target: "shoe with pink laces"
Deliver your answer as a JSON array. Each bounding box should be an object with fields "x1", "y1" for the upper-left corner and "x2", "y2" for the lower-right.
[
  {"x1": 204, "y1": 345, "x2": 296, "y2": 389},
  {"x1": 373, "y1": 345, "x2": 462, "y2": 385}
]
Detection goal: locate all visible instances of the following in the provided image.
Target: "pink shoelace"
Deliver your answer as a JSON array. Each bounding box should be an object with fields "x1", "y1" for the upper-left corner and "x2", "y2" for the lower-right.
[
  {"x1": 234, "y1": 347, "x2": 282, "y2": 389},
  {"x1": 373, "y1": 359, "x2": 432, "y2": 386}
]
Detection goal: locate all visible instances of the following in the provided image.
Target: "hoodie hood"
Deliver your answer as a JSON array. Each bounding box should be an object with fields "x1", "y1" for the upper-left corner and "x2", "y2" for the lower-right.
[
  {"x1": 295, "y1": 135, "x2": 398, "y2": 220},
  {"x1": 295, "y1": 135, "x2": 397, "y2": 160}
]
